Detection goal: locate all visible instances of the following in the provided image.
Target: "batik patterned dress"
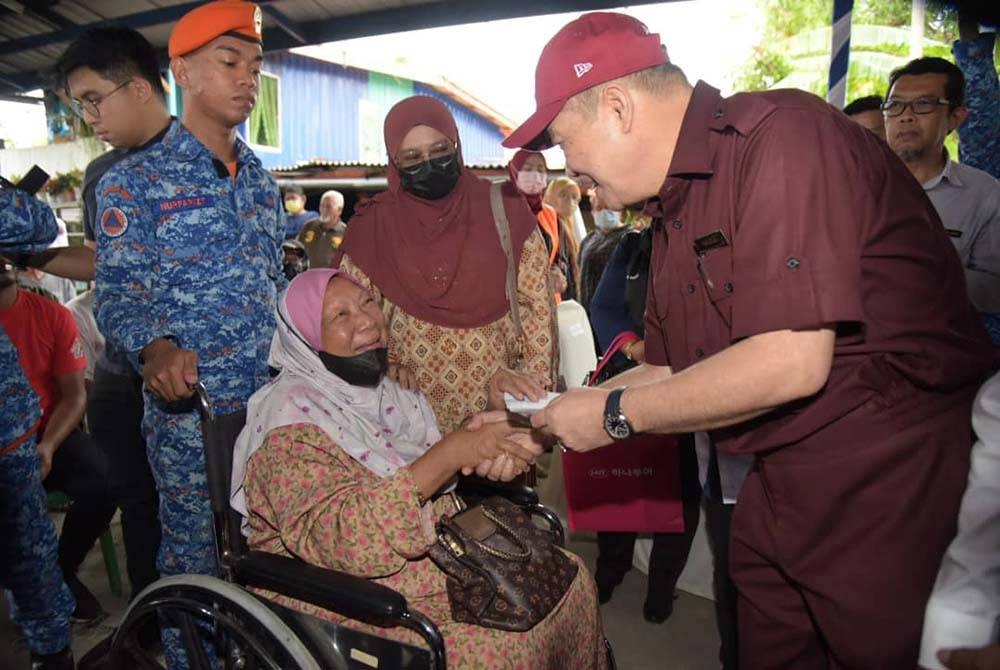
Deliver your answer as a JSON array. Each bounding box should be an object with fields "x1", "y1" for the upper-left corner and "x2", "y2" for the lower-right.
[
  {"x1": 243, "y1": 423, "x2": 607, "y2": 670},
  {"x1": 340, "y1": 229, "x2": 557, "y2": 433}
]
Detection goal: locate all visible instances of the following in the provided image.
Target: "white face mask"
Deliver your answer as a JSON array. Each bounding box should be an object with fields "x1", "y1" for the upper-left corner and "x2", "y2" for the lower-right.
[
  {"x1": 516, "y1": 170, "x2": 547, "y2": 195},
  {"x1": 594, "y1": 209, "x2": 621, "y2": 231}
]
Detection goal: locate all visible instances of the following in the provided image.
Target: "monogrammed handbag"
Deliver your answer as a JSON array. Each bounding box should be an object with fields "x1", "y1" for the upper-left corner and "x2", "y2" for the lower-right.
[{"x1": 428, "y1": 496, "x2": 578, "y2": 632}]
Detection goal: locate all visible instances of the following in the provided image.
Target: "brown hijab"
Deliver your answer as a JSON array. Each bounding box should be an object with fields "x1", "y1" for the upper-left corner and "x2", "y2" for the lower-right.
[{"x1": 340, "y1": 96, "x2": 537, "y2": 328}]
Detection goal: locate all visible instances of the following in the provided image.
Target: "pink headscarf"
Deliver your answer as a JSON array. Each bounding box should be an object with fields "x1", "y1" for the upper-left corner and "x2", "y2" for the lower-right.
[
  {"x1": 283, "y1": 268, "x2": 365, "y2": 350},
  {"x1": 231, "y1": 268, "x2": 443, "y2": 528}
]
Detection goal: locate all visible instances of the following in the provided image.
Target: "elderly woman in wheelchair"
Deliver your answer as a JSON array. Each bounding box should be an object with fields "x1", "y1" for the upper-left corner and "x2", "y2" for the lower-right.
[{"x1": 229, "y1": 268, "x2": 607, "y2": 669}]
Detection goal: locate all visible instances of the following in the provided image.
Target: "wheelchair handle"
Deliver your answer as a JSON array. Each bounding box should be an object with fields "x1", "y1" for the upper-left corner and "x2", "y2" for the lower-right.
[{"x1": 193, "y1": 381, "x2": 215, "y2": 423}]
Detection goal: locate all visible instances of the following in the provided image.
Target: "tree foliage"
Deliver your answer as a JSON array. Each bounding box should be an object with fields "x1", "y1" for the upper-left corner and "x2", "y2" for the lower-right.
[{"x1": 734, "y1": 0, "x2": 962, "y2": 99}]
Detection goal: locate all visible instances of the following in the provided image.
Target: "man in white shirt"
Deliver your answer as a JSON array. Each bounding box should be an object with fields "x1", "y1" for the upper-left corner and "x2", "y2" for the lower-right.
[
  {"x1": 919, "y1": 372, "x2": 1000, "y2": 669},
  {"x1": 885, "y1": 57, "x2": 1000, "y2": 341}
]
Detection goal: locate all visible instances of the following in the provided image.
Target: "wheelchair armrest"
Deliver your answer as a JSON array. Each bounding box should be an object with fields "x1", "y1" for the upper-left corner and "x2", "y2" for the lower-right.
[
  {"x1": 455, "y1": 476, "x2": 539, "y2": 507},
  {"x1": 234, "y1": 551, "x2": 408, "y2": 624}
]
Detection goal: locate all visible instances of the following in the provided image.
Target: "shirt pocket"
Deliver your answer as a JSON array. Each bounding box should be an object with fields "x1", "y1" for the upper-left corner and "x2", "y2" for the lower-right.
[
  {"x1": 695, "y1": 244, "x2": 734, "y2": 329},
  {"x1": 154, "y1": 194, "x2": 239, "y2": 286}
]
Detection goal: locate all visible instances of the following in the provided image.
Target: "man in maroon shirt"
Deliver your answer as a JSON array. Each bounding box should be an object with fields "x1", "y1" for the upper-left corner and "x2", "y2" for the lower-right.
[{"x1": 506, "y1": 12, "x2": 995, "y2": 668}]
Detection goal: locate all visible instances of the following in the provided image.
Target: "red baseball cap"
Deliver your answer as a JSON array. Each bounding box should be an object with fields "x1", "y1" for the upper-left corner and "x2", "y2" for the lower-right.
[{"x1": 503, "y1": 12, "x2": 667, "y2": 150}]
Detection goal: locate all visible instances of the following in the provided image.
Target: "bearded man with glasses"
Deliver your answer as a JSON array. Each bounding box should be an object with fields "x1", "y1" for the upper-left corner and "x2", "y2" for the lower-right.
[{"x1": 885, "y1": 57, "x2": 1000, "y2": 343}]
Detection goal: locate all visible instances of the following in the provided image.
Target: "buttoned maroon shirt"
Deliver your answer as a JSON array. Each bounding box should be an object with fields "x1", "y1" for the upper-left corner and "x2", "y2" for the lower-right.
[{"x1": 643, "y1": 82, "x2": 994, "y2": 457}]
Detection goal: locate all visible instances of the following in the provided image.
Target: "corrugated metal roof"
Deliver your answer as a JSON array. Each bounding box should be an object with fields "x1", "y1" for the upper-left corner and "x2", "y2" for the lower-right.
[
  {"x1": 270, "y1": 159, "x2": 509, "y2": 172},
  {"x1": 0, "y1": 0, "x2": 668, "y2": 96}
]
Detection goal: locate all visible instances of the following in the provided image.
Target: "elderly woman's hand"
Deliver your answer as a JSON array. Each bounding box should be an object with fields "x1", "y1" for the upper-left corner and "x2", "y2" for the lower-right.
[
  {"x1": 486, "y1": 368, "x2": 549, "y2": 410},
  {"x1": 387, "y1": 362, "x2": 419, "y2": 390},
  {"x1": 446, "y1": 419, "x2": 539, "y2": 478},
  {"x1": 461, "y1": 411, "x2": 546, "y2": 480}
]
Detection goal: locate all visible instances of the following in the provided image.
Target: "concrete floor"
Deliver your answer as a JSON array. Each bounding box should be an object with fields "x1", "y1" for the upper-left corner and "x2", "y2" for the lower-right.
[{"x1": 1, "y1": 513, "x2": 721, "y2": 669}]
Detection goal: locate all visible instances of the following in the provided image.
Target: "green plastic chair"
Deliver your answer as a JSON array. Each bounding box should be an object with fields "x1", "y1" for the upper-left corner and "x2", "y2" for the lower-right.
[{"x1": 46, "y1": 491, "x2": 123, "y2": 598}]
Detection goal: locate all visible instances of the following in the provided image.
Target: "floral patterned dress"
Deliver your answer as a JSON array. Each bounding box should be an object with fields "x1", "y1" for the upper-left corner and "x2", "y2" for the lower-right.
[
  {"x1": 340, "y1": 229, "x2": 557, "y2": 433},
  {"x1": 243, "y1": 423, "x2": 607, "y2": 670}
]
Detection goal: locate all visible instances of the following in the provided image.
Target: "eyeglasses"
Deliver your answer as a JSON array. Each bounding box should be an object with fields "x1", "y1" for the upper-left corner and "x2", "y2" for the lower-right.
[
  {"x1": 395, "y1": 140, "x2": 456, "y2": 169},
  {"x1": 69, "y1": 80, "x2": 132, "y2": 120},
  {"x1": 881, "y1": 97, "x2": 951, "y2": 117}
]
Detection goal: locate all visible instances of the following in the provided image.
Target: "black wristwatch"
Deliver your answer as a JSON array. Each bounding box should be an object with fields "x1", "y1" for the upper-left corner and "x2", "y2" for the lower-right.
[{"x1": 603, "y1": 388, "x2": 635, "y2": 440}]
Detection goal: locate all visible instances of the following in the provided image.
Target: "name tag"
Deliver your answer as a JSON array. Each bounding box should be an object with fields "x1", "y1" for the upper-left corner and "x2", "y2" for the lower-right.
[
  {"x1": 945, "y1": 228, "x2": 963, "y2": 238},
  {"x1": 154, "y1": 194, "x2": 218, "y2": 215},
  {"x1": 693, "y1": 229, "x2": 729, "y2": 254}
]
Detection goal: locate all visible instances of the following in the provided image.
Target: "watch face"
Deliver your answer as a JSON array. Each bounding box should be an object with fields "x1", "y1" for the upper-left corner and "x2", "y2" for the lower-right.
[{"x1": 604, "y1": 415, "x2": 632, "y2": 440}]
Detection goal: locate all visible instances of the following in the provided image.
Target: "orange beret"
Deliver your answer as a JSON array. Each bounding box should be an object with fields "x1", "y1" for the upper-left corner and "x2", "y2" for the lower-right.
[{"x1": 168, "y1": 1, "x2": 263, "y2": 58}]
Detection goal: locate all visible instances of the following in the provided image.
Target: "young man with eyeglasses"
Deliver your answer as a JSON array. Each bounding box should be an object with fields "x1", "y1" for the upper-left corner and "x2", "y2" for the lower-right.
[
  {"x1": 90, "y1": 3, "x2": 283, "y2": 664},
  {"x1": 52, "y1": 26, "x2": 171, "y2": 615},
  {"x1": 885, "y1": 57, "x2": 1000, "y2": 342}
]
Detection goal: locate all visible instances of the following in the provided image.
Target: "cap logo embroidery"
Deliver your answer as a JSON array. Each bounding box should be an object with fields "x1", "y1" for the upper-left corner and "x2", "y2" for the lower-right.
[
  {"x1": 574, "y1": 62, "x2": 593, "y2": 78},
  {"x1": 253, "y1": 6, "x2": 263, "y2": 35}
]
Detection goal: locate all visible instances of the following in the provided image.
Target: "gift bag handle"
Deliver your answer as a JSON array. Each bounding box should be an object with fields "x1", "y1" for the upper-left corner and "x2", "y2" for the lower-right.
[{"x1": 587, "y1": 331, "x2": 640, "y2": 387}]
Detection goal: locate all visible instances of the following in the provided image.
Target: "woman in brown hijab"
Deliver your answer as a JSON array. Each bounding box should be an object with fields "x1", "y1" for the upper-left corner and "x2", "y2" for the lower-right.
[{"x1": 339, "y1": 96, "x2": 557, "y2": 433}]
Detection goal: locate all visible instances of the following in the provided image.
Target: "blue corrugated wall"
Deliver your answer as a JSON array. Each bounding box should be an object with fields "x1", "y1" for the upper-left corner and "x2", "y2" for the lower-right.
[
  {"x1": 246, "y1": 51, "x2": 506, "y2": 169},
  {"x1": 413, "y1": 83, "x2": 507, "y2": 165}
]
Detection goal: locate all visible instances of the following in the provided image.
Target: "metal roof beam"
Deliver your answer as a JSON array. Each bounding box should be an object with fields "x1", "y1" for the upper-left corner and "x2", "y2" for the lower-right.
[
  {"x1": 0, "y1": 0, "x2": 281, "y2": 57},
  {"x1": 261, "y1": 4, "x2": 306, "y2": 45}
]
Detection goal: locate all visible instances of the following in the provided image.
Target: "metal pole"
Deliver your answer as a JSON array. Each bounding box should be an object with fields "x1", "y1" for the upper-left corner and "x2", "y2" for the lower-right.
[
  {"x1": 827, "y1": 0, "x2": 854, "y2": 108},
  {"x1": 910, "y1": 0, "x2": 926, "y2": 58}
]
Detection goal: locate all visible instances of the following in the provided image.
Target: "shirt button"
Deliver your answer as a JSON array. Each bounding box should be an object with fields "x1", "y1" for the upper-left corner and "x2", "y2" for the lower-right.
[
  {"x1": 713, "y1": 109, "x2": 724, "y2": 119},
  {"x1": 695, "y1": 348, "x2": 705, "y2": 358},
  {"x1": 686, "y1": 284, "x2": 696, "y2": 294},
  {"x1": 786, "y1": 257, "x2": 801, "y2": 269},
  {"x1": 724, "y1": 282, "x2": 733, "y2": 293},
  {"x1": 671, "y1": 219, "x2": 682, "y2": 230}
]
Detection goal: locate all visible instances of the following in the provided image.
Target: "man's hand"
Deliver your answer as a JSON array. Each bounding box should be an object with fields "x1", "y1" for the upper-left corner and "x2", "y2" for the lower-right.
[
  {"x1": 939, "y1": 644, "x2": 1000, "y2": 670},
  {"x1": 37, "y1": 440, "x2": 56, "y2": 480},
  {"x1": 141, "y1": 338, "x2": 198, "y2": 402},
  {"x1": 486, "y1": 368, "x2": 548, "y2": 410},
  {"x1": 531, "y1": 386, "x2": 614, "y2": 452}
]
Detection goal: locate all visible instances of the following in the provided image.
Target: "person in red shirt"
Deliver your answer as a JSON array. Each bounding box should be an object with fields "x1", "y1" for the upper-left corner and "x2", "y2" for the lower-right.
[
  {"x1": 0, "y1": 261, "x2": 116, "y2": 623},
  {"x1": 509, "y1": 12, "x2": 995, "y2": 669}
]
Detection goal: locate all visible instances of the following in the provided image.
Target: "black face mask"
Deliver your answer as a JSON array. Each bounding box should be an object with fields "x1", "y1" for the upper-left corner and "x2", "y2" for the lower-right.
[
  {"x1": 397, "y1": 153, "x2": 461, "y2": 200},
  {"x1": 318, "y1": 347, "x2": 389, "y2": 388}
]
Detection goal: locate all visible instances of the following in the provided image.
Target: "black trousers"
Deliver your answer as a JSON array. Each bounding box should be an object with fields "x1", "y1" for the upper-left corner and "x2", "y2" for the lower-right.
[
  {"x1": 595, "y1": 433, "x2": 703, "y2": 606},
  {"x1": 87, "y1": 366, "x2": 161, "y2": 598},
  {"x1": 705, "y1": 493, "x2": 739, "y2": 670},
  {"x1": 43, "y1": 429, "x2": 117, "y2": 578}
]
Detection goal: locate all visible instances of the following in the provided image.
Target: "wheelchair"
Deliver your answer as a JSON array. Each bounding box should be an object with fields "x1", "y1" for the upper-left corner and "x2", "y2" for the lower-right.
[{"x1": 100, "y1": 383, "x2": 614, "y2": 669}]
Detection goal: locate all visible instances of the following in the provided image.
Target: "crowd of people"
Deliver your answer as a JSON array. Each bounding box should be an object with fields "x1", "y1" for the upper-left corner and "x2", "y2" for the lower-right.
[{"x1": 1, "y1": 2, "x2": 998, "y2": 669}]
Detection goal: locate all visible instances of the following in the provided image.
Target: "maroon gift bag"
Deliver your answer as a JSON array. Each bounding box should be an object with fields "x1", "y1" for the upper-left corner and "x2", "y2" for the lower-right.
[{"x1": 561, "y1": 332, "x2": 684, "y2": 533}]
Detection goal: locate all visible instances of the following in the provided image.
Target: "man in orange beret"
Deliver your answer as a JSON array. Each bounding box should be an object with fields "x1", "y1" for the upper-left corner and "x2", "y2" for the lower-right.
[{"x1": 92, "y1": 2, "x2": 283, "y2": 666}]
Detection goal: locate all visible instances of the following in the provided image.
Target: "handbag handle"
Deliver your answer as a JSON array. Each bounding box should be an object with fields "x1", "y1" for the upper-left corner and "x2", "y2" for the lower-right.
[
  {"x1": 489, "y1": 182, "x2": 523, "y2": 345},
  {"x1": 587, "y1": 331, "x2": 640, "y2": 387},
  {"x1": 439, "y1": 507, "x2": 532, "y2": 562}
]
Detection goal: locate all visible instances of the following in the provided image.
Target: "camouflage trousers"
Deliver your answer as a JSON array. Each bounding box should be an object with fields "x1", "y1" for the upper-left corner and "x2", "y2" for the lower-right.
[
  {"x1": 0, "y1": 435, "x2": 74, "y2": 655},
  {"x1": 143, "y1": 393, "x2": 219, "y2": 669}
]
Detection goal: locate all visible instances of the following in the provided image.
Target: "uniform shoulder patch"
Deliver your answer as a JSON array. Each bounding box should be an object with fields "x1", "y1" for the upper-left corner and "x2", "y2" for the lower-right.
[{"x1": 100, "y1": 207, "x2": 129, "y2": 238}]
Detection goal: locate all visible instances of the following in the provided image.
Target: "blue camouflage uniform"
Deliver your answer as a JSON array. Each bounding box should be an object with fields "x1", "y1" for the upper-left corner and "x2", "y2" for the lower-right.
[
  {"x1": 954, "y1": 33, "x2": 999, "y2": 179},
  {"x1": 94, "y1": 119, "x2": 282, "y2": 608},
  {"x1": 953, "y1": 33, "x2": 1000, "y2": 341},
  {"x1": 0, "y1": 190, "x2": 75, "y2": 656}
]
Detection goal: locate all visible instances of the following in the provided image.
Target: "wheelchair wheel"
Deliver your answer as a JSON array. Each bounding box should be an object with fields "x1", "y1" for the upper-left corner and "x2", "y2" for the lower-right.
[{"x1": 110, "y1": 574, "x2": 324, "y2": 670}]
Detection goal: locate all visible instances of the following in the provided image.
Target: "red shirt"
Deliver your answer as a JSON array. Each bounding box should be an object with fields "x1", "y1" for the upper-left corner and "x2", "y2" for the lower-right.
[
  {"x1": 643, "y1": 82, "x2": 994, "y2": 457},
  {"x1": 0, "y1": 288, "x2": 86, "y2": 432}
]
